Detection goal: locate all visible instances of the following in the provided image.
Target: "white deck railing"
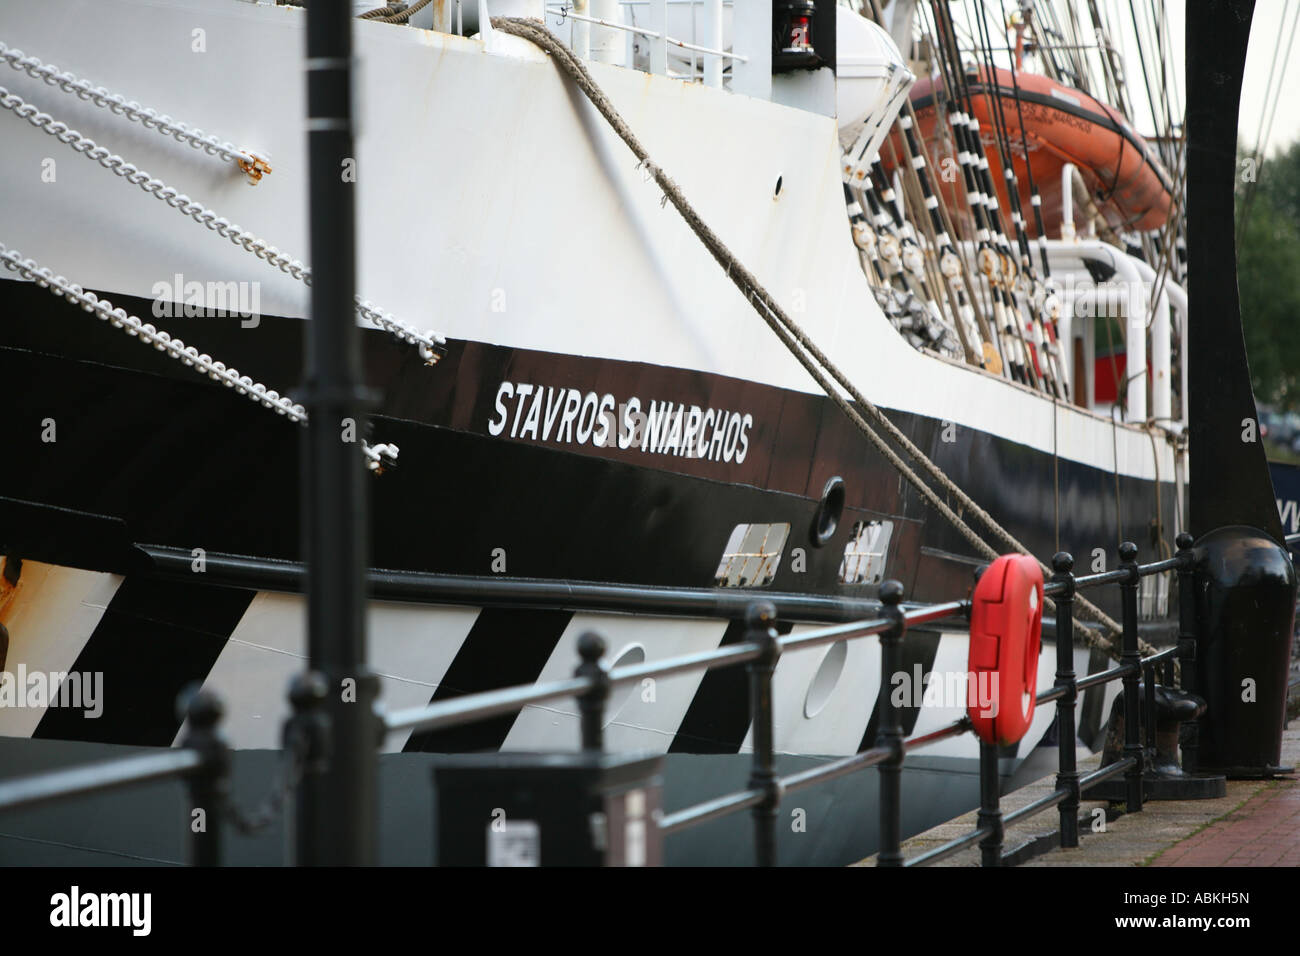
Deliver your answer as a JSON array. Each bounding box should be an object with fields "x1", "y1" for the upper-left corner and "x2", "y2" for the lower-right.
[{"x1": 545, "y1": 0, "x2": 742, "y2": 88}]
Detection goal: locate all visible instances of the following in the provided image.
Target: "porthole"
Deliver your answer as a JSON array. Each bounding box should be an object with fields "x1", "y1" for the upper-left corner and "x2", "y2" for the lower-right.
[
  {"x1": 603, "y1": 644, "x2": 647, "y2": 729},
  {"x1": 774, "y1": 175, "x2": 784, "y2": 198},
  {"x1": 810, "y1": 476, "x2": 845, "y2": 547}
]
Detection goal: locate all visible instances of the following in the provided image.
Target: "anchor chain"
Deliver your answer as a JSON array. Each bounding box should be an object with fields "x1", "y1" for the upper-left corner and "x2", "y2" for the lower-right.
[
  {"x1": 0, "y1": 39, "x2": 270, "y2": 181},
  {"x1": 0, "y1": 82, "x2": 446, "y2": 366},
  {"x1": 0, "y1": 242, "x2": 400, "y2": 473}
]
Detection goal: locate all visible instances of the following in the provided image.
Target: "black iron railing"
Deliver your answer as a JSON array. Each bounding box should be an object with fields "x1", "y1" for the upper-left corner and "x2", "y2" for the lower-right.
[
  {"x1": 377, "y1": 534, "x2": 1199, "y2": 866},
  {"x1": 0, "y1": 533, "x2": 1205, "y2": 866}
]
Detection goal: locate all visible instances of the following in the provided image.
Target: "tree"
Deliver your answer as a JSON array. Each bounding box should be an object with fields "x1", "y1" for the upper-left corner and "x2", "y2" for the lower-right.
[{"x1": 1238, "y1": 140, "x2": 1300, "y2": 410}]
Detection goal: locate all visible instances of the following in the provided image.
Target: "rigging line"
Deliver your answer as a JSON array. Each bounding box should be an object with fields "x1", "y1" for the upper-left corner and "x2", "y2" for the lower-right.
[
  {"x1": 999, "y1": 0, "x2": 1051, "y2": 274},
  {"x1": 1145, "y1": 0, "x2": 1176, "y2": 149},
  {"x1": 920, "y1": 0, "x2": 1007, "y2": 370},
  {"x1": 1257, "y1": 5, "x2": 1299, "y2": 177},
  {"x1": 972, "y1": 0, "x2": 1061, "y2": 393},
  {"x1": 1144, "y1": 112, "x2": 1188, "y2": 332},
  {"x1": 1238, "y1": 0, "x2": 1292, "y2": 240},
  {"x1": 933, "y1": 0, "x2": 1036, "y2": 387},
  {"x1": 1156, "y1": 0, "x2": 1182, "y2": 134},
  {"x1": 1085, "y1": 0, "x2": 1120, "y2": 117},
  {"x1": 1133, "y1": 0, "x2": 1163, "y2": 135},
  {"x1": 1099, "y1": 0, "x2": 1134, "y2": 119},
  {"x1": 489, "y1": 17, "x2": 1139, "y2": 651},
  {"x1": 920, "y1": 0, "x2": 1000, "y2": 337},
  {"x1": 1126, "y1": 0, "x2": 1163, "y2": 151},
  {"x1": 1063, "y1": 0, "x2": 1094, "y2": 94},
  {"x1": 972, "y1": 0, "x2": 1061, "y2": 394},
  {"x1": 1042, "y1": 0, "x2": 1081, "y2": 85}
]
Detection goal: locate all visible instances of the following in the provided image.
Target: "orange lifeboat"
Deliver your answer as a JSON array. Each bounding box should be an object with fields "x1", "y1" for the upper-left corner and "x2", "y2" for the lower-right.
[{"x1": 886, "y1": 66, "x2": 1174, "y2": 238}]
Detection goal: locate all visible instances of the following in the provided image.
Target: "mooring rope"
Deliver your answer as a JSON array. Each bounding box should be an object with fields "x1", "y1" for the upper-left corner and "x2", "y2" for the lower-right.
[{"x1": 491, "y1": 16, "x2": 1149, "y2": 658}]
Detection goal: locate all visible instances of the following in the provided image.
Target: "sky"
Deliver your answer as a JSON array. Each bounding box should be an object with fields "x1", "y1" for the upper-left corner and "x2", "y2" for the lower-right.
[
  {"x1": 1166, "y1": 0, "x2": 1298, "y2": 157},
  {"x1": 1235, "y1": 1, "x2": 1296, "y2": 157}
]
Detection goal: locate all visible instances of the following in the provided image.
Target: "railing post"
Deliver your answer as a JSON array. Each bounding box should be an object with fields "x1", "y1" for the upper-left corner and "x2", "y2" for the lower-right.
[
  {"x1": 288, "y1": 671, "x2": 331, "y2": 866},
  {"x1": 876, "y1": 580, "x2": 907, "y2": 867},
  {"x1": 301, "y1": 0, "x2": 377, "y2": 867},
  {"x1": 649, "y1": 0, "x2": 668, "y2": 76},
  {"x1": 1175, "y1": 531, "x2": 1199, "y2": 772},
  {"x1": 1050, "y1": 552, "x2": 1080, "y2": 848},
  {"x1": 745, "y1": 601, "x2": 782, "y2": 867},
  {"x1": 1119, "y1": 541, "x2": 1144, "y2": 812},
  {"x1": 703, "y1": 0, "x2": 724, "y2": 87},
  {"x1": 977, "y1": 741, "x2": 1004, "y2": 866},
  {"x1": 179, "y1": 686, "x2": 228, "y2": 867},
  {"x1": 1144, "y1": 662, "x2": 1157, "y2": 756},
  {"x1": 575, "y1": 632, "x2": 610, "y2": 752}
]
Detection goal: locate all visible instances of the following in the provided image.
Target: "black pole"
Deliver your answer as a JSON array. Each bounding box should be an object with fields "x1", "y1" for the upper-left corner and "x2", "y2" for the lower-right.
[
  {"x1": 876, "y1": 581, "x2": 906, "y2": 867},
  {"x1": 1119, "y1": 542, "x2": 1143, "y2": 813},
  {"x1": 1185, "y1": 0, "x2": 1276, "y2": 540},
  {"x1": 1144, "y1": 663, "x2": 1157, "y2": 756},
  {"x1": 1175, "y1": 532, "x2": 1199, "y2": 773},
  {"x1": 575, "y1": 633, "x2": 609, "y2": 752},
  {"x1": 299, "y1": 0, "x2": 378, "y2": 866},
  {"x1": 745, "y1": 601, "x2": 781, "y2": 867},
  {"x1": 1050, "y1": 552, "x2": 1079, "y2": 848},
  {"x1": 976, "y1": 741, "x2": 1003, "y2": 866},
  {"x1": 1185, "y1": 0, "x2": 1297, "y2": 779}
]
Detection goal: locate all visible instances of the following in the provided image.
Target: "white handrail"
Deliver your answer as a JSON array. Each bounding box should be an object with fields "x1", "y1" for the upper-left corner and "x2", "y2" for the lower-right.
[{"x1": 547, "y1": 2, "x2": 746, "y2": 62}]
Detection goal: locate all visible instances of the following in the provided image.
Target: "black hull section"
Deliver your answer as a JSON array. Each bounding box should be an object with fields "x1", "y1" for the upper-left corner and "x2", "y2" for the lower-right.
[{"x1": 0, "y1": 281, "x2": 1178, "y2": 621}]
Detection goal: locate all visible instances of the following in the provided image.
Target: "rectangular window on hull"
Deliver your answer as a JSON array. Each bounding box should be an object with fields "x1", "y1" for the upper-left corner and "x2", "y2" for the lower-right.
[
  {"x1": 714, "y1": 523, "x2": 790, "y2": 588},
  {"x1": 838, "y1": 520, "x2": 893, "y2": 585}
]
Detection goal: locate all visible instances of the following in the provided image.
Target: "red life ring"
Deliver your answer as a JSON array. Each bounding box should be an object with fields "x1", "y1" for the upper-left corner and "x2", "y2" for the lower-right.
[{"x1": 967, "y1": 554, "x2": 1044, "y2": 746}]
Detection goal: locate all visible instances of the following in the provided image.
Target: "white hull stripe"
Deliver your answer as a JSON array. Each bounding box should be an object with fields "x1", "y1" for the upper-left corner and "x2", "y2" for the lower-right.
[{"x1": 3, "y1": 568, "x2": 1107, "y2": 762}]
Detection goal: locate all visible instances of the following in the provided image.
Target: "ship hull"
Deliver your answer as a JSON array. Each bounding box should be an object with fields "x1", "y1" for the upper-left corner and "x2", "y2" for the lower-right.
[{"x1": 0, "y1": 0, "x2": 1178, "y2": 865}]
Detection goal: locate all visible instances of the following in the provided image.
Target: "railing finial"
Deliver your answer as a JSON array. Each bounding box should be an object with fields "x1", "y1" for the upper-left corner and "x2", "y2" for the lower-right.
[
  {"x1": 1051, "y1": 551, "x2": 1074, "y2": 574},
  {"x1": 879, "y1": 579, "x2": 905, "y2": 606},
  {"x1": 178, "y1": 684, "x2": 223, "y2": 730},
  {"x1": 577, "y1": 631, "x2": 607, "y2": 667},
  {"x1": 575, "y1": 632, "x2": 611, "y2": 752}
]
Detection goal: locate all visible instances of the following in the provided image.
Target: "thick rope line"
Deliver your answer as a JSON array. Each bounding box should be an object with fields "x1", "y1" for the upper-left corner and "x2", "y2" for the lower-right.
[{"x1": 493, "y1": 16, "x2": 1141, "y2": 657}]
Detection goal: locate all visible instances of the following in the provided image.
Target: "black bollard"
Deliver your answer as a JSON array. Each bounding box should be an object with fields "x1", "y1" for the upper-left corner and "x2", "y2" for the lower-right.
[{"x1": 1192, "y1": 527, "x2": 1297, "y2": 777}]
